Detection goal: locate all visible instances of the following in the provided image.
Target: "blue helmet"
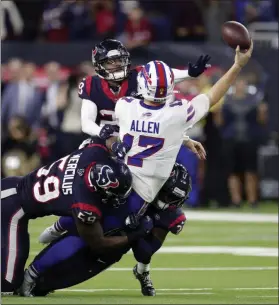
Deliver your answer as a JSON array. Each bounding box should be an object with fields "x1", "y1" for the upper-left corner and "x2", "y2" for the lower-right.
[
  {"x1": 156, "y1": 163, "x2": 192, "y2": 210},
  {"x1": 90, "y1": 159, "x2": 132, "y2": 208}
]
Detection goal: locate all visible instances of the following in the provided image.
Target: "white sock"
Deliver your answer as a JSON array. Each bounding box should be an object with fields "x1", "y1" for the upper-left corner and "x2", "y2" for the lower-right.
[{"x1": 137, "y1": 262, "x2": 150, "y2": 274}]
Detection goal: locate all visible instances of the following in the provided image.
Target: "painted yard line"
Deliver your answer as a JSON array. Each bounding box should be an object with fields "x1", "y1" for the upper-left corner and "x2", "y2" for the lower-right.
[
  {"x1": 236, "y1": 295, "x2": 278, "y2": 299},
  {"x1": 59, "y1": 288, "x2": 212, "y2": 292},
  {"x1": 58, "y1": 287, "x2": 278, "y2": 293},
  {"x1": 226, "y1": 287, "x2": 278, "y2": 290},
  {"x1": 156, "y1": 292, "x2": 214, "y2": 295},
  {"x1": 184, "y1": 211, "x2": 278, "y2": 223},
  {"x1": 108, "y1": 267, "x2": 278, "y2": 271},
  {"x1": 30, "y1": 246, "x2": 278, "y2": 257}
]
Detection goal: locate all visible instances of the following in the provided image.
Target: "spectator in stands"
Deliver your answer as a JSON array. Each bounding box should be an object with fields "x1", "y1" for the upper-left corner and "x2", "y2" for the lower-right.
[
  {"x1": 59, "y1": 72, "x2": 87, "y2": 156},
  {"x1": 2, "y1": 62, "x2": 44, "y2": 135},
  {"x1": 1, "y1": 0, "x2": 24, "y2": 41},
  {"x1": 1, "y1": 64, "x2": 7, "y2": 93},
  {"x1": 92, "y1": 0, "x2": 116, "y2": 40},
  {"x1": 13, "y1": 0, "x2": 44, "y2": 41},
  {"x1": 174, "y1": 78, "x2": 205, "y2": 207},
  {"x1": 5, "y1": 58, "x2": 23, "y2": 84},
  {"x1": 65, "y1": 0, "x2": 95, "y2": 41},
  {"x1": 203, "y1": 0, "x2": 232, "y2": 43},
  {"x1": 215, "y1": 75, "x2": 268, "y2": 208},
  {"x1": 41, "y1": 0, "x2": 72, "y2": 42},
  {"x1": 198, "y1": 70, "x2": 231, "y2": 208},
  {"x1": 41, "y1": 62, "x2": 64, "y2": 130},
  {"x1": 235, "y1": 0, "x2": 276, "y2": 25},
  {"x1": 172, "y1": 0, "x2": 205, "y2": 41},
  {"x1": 122, "y1": 6, "x2": 152, "y2": 50},
  {"x1": 1, "y1": 115, "x2": 41, "y2": 178},
  {"x1": 40, "y1": 61, "x2": 69, "y2": 160}
]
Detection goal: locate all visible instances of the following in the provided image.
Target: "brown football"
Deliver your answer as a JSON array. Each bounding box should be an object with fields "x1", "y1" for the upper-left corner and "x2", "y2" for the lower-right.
[{"x1": 222, "y1": 21, "x2": 251, "y2": 51}]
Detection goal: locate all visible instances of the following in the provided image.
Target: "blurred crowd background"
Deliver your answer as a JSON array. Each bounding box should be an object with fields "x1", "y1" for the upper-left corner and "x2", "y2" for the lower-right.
[{"x1": 1, "y1": 0, "x2": 278, "y2": 209}]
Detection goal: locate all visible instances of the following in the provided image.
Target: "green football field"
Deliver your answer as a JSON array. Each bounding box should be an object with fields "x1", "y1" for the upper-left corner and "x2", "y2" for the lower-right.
[{"x1": 2, "y1": 203, "x2": 278, "y2": 304}]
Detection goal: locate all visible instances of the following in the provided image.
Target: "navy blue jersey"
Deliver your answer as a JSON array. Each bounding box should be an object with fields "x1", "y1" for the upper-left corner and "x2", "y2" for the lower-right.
[
  {"x1": 78, "y1": 67, "x2": 142, "y2": 127},
  {"x1": 147, "y1": 205, "x2": 186, "y2": 235},
  {"x1": 17, "y1": 138, "x2": 112, "y2": 220}
]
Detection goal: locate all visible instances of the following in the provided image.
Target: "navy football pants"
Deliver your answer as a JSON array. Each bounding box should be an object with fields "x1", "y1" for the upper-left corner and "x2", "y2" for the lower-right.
[
  {"x1": 32, "y1": 233, "x2": 128, "y2": 296},
  {"x1": 1, "y1": 177, "x2": 29, "y2": 292}
]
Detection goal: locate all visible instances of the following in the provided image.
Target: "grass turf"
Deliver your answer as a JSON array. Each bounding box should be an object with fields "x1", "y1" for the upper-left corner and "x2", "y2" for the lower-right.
[{"x1": 2, "y1": 203, "x2": 278, "y2": 304}]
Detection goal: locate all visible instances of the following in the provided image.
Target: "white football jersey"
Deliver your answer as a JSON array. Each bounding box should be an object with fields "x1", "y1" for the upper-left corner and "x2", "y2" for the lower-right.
[{"x1": 115, "y1": 94, "x2": 210, "y2": 202}]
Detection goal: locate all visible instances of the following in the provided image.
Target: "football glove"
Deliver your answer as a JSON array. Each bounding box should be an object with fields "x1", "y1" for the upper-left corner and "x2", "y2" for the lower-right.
[
  {"x1": 111, "y1": 141, "x2": 130, "y2": 159},
  {"x1": 127, "y1": 215, "x2": 154, "y2": 243},
  {"x1": 188, "y1": 55, "x2": 211, "y2": 77},
  {"x1": 99, "y1": 124, "x2": 119, "y2": 140}
]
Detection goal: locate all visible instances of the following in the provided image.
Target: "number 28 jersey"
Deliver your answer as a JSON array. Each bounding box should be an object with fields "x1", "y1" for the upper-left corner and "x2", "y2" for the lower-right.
[{"x1": 115, "y1": 95, "x2": 210, "y2": 202}]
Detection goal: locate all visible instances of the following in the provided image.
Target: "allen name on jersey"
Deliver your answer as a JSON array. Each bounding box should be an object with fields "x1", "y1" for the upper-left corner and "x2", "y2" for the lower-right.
[{"x1": 130, "y1": 120, "x2": 160, "y2": 135}]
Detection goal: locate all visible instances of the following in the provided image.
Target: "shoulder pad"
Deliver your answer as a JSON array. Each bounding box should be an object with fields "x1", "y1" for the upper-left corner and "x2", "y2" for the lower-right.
[{"x1": 134, "y1": 66, "x2": 144, "y2": 72}]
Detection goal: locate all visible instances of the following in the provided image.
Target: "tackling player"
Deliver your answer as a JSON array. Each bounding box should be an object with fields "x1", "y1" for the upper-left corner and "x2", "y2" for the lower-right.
[
  {"x1": 1, "y1": 137, "x2": 153, "y2": 295},
  {"x1": 19, "y1": 163, "x2": 191, "y2": 297}
]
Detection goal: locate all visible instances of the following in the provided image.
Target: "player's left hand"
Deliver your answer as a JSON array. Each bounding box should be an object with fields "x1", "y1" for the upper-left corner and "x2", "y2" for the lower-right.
[
  {"x1": 184, "y1": 139, "x2": 207, "y2": 160},
  {"x1": 188, "y1": 55, "x2": 211, "y2": 77},
  {"x1": 99, "y1": 124, "x2": 119, "y2": 140},
  {"x1": 111, "y1": 141, "x2": 130, "y2": 159}
]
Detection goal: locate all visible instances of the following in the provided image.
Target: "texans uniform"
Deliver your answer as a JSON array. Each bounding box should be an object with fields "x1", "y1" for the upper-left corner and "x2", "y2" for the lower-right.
[
  {"x1": 115, "y1": 95, "x2": 210, "y2": 203},
  {"x1": 31, "y1": 205, "x2": 186, "y2": 296},
  {"x1": 78, "y1": 67, "x2": 141, "y2": 130},
  {"x1": 1, "y1": 138, "x2": 137, "y2": 292}
]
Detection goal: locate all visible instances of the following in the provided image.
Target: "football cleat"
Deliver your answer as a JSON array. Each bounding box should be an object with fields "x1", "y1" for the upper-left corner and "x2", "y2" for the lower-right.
[
  {"x1": 18, "y1": 270, "x2": 36, "y2": 297},
  {"x1": 133, "y1": 265, "x2": 156, "y2": 296},
  {"x1": 38, "y1": 226, "x2": 63, "y2": 244}
]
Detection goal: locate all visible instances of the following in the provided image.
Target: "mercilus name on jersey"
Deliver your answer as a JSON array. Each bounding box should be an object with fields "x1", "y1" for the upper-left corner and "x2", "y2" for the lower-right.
[
  {"x1": 62, "y1": 153, "x2": 82, "y2": 195},
  {"x1": 130, "y1": 120, "x2": 160, "y2": 134}
]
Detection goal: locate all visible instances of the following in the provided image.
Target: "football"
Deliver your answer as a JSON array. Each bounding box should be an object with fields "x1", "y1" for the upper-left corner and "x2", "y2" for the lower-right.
[{"x1": 222, "y1": 21, "x2": 251, "y2": 51}]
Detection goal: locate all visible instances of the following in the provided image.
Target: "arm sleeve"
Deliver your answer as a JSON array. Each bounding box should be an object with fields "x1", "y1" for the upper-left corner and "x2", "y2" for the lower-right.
[
  {"x1": 114, "y1": 98, "x2": 125, "y2": 121},
  {"x1": 172, "y1": 68, "x2": 192, "y2": 84},
  {"x1": 184, "y1": 94, "x2": 210, "y2": 129},
  {"x1": 71, "y1": 187, "x2": 103, "y2": 225},
  {"x1": 72, "y1": 202, "x2": 102, "y2": 225},
  {"x1": 81, "y1": 99, "x2": 102, "y2": 136}
]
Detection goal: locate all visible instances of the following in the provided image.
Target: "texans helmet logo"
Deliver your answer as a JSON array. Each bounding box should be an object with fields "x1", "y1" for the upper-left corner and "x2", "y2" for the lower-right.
[
  {"x1": 92, "y1": 47, "x2": 98, "y2": 56},
  {"x1": 97, "y1": 165, "x2": 120, "y2": 190}
]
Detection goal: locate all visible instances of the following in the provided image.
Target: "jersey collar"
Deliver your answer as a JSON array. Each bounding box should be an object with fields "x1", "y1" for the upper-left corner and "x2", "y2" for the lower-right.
[
  {"x1": 140, "y1": 100, "x2": 165, "y2": 110},
  {"x1": 101, "y1": 79, "x2": 129, "y2": 102}
]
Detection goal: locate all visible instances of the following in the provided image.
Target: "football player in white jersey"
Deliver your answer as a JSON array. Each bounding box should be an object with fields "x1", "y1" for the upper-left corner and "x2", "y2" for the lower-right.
[
  {"x1": 114, "y1": 42, "x2": 253, "y2": 205},
  {"x1": 107, "y1": 42, "x2": 252, "y2": 294}
]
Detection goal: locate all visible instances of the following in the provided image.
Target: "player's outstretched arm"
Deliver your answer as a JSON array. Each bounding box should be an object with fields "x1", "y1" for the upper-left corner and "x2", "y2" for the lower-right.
[{"x1": 206, "y1": 41, "x2": 253, "y2": 107}]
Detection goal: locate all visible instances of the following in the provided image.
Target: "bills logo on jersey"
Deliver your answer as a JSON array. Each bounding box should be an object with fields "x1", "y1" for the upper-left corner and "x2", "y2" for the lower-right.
[
  {"x1": 97, "y1": 165, "x2": 120, "y2": 190},
  {"x1": 142, "y1": 112, "x2": 152, "y2": 117}
]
